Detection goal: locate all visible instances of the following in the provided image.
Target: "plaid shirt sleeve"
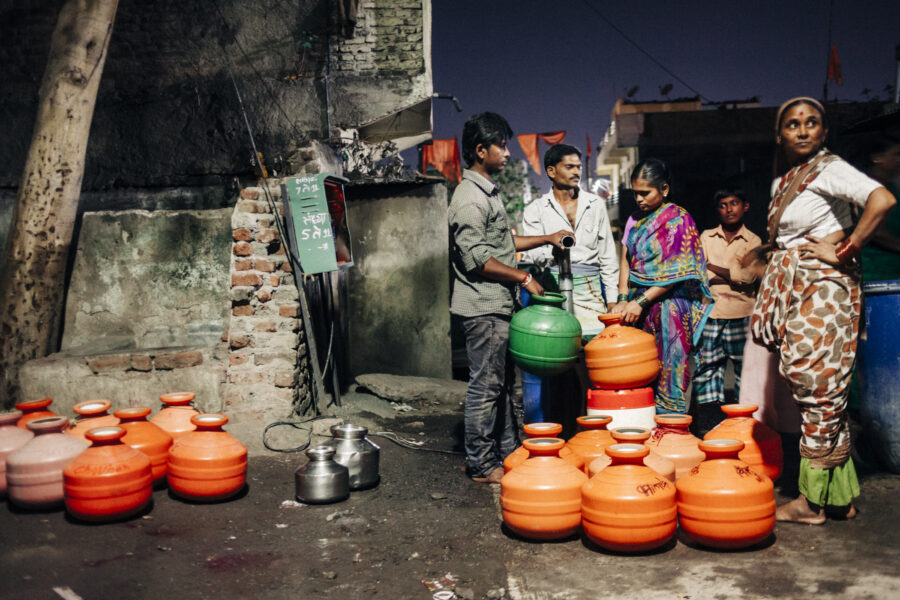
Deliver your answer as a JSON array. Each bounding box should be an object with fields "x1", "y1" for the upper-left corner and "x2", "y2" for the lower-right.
[{"x1": 449, "y1": 184, "x2": 493, "y2": 272}]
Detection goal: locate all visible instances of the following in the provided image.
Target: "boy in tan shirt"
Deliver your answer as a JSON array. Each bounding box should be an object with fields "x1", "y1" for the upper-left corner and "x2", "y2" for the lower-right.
[{"x1": 693, "y1": 189, "x2": 761, "y2": 435}]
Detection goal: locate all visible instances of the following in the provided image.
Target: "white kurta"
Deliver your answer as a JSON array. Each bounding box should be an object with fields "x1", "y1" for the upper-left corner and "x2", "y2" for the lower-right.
[
  {"x1": 521, "y1": 190, "x2": 619, "y2": 304},
  {"x1": 773, "y1": 159, "x2": 882, "y2": 249}
]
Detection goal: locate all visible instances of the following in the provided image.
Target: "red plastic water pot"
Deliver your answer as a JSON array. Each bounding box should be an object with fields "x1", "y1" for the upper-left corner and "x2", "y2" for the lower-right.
[
  {"x1": 64, "y1": 426, "x2": 153, "y2": 522},
  {"x1": 676, "y1": 439, "x2": 775, "y2": 549},
  {"x1": 67, "y1": 400, "x2": 119, "y2": 441},
  {"x1": 704, "y1": 404, "x2": 782, "y2": 482},
  {"x1": 150, "y1": 392, "x2": 199, "y2": 442},
  {"x1": 500, "y1": 439, "x2": 587, "y2": 540},
  {"x1": 647, "y1": 414, "x2": 705, "y2": 480},
  {"x1": 582, "y1": 443, "x2": 677, "y2": 553},
  {"x1": 115, "y1": 406, "x2": 173, "y2": 486},
  {"x1": 167, "y1": 414, "x2": 247, "y2": 502},
  {"x1": 15, "y1": 398, "x2": 59, "y2": 431}
]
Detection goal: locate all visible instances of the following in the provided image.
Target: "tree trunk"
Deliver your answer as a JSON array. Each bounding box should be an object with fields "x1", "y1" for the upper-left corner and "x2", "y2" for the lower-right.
[{"x1": 0, "y1": 0, "x2": 119, "y2": 406}]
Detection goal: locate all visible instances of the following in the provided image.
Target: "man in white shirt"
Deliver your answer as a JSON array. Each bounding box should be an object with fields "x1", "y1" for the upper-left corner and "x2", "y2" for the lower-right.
[{"x1": 522, "y1": 144, "x2": 620, "y2": 337}]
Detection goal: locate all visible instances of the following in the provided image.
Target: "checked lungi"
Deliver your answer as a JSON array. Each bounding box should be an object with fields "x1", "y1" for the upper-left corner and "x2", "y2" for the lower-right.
[{"x1": 692, "y1": 317, "x2": 749, "y2": 405}]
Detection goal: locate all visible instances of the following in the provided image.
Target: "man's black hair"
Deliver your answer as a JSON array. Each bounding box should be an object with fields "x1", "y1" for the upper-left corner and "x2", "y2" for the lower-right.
[
  {"x1": 713, "y1": 188, "x2": 748, "y2": 205},
  {"x1": 543, "y1": 144, "x2": 582, "y2": 172},
  {"x1": 461, "y1": 112, "x2": 513, "y2": 167}
]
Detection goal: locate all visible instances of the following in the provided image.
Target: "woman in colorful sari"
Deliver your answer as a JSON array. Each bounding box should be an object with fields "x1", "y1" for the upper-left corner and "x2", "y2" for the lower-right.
[
  {"x1": 611, "y1": 159, "x2": 713, "y2": 414},
  {"x1": 750, "y1": 97, "x2": 896, "y2": 524}
]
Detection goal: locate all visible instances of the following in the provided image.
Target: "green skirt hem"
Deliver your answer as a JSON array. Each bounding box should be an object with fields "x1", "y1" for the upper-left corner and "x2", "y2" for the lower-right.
[{"x1": 798, "y1": 458, "x2": 860, "y2": 507}]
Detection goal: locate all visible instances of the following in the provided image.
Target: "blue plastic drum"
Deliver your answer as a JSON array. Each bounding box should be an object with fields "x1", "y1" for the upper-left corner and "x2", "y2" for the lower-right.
[{"x1": 858, "y1": 279, "x2": 900, "y2": 473}]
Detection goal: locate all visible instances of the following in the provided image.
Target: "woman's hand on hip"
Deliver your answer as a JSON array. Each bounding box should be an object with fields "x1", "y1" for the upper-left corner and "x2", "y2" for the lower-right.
[{"x1": 798, "y1": 234, "x2": 840, "y2": 265}]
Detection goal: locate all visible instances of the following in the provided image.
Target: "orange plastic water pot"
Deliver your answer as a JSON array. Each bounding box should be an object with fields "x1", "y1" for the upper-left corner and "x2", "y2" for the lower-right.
[
  {"x1": 500, "y1": 438, "x2": 588, "y2": 540},
  {"x1": 704, "y1": 404, "x2": 783, "y2": 482},
  {"x1": 1, "y1": 411, "x2": 34, "y2": 498},
  {"x1": 584, "y1": 314, "x2": 660, "y2": 389},
  {"x1": 582, "y1": 443, "x2": 677, "y2": 553},
  {"x1": 67, "y1": 400, "x2": 119, "y2": 441},
  {"x1": 647, "y1": 414, "x2": 705, "y2": 480},
  {"x1": 150, "y1": 392, "x2": 199, "y2": 442},
  {"x1": 15, "y1": 398, "x2": 60, "y2": 431},
  {"x1": 676, "y1": 439, "x2": 775, "y2": 549},
  {"x1": 63, "y1": 427, "x2": 153, "y2": 522},
  {"x1": 587, "y1": 427, "x2": 676, "y2": 482},
  {"x1": 167, "y1": 414, "x2": 247, "y2": 502},
  {"x1": 504, "y1": 422, "x2": 582, "y2": 473},
  {"x1": 565, "y1": 415, "x2": 614, "y2": 467},
  {"x1": 115, "y1": 406, "x2": 173, "y2": 486}
]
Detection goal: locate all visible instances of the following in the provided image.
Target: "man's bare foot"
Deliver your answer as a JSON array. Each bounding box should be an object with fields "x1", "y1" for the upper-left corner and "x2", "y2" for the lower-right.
[{"x1": 775, "y1": 496, "x2": 826, "y2": 524}]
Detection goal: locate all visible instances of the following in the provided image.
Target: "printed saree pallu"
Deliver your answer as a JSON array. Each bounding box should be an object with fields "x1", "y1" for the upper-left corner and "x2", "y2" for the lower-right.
[
  {"x1": 625, "y1": 203, "x2": 712, "y2": 413},
  {"x1": 750, "y1": 249, "x2": 859, "y2": 470}
]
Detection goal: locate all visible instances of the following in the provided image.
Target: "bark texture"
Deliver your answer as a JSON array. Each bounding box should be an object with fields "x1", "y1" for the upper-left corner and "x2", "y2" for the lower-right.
[{"x1": 0, "y1": 0, "x2": 119, "y2": 405}]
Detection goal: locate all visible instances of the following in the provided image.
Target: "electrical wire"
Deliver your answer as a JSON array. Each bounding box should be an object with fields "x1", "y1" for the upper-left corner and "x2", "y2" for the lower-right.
[
  {"x1": 262, "y1": 415, "x2": 341, "y2": 453},
  {"x1": 262, "y1": 416, "x2": 464, "y2": 456},
  {"x1": 370, "y1": 432, "x2": 465, "y2": 456},
  {"x1": 578, "y1": 0, "x2": 710, "y2": 102},
  {"x1": 206, "y1": 0, "x2": 307, "y2": 142},
  {"x1": 209, "y1": 2, "x2": 339, "y2": 417}
]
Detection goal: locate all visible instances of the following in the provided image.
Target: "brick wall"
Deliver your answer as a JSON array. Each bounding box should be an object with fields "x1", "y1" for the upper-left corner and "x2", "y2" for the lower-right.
[
  {"x1": 333, "y1": 0, "x2": 426, "y2": 76},
  {"x1": 225, "y1": 183, "x2": 312, "y2": 419}
]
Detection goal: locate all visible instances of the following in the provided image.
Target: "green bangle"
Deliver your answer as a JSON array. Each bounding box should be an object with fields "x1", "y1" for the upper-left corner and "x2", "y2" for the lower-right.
[
  {"x1": 635, "y1": 293, "x2": 651, "y2": 308},
  {"x1": 616, "y1": 293, "x2": 629, "y2": 303}
]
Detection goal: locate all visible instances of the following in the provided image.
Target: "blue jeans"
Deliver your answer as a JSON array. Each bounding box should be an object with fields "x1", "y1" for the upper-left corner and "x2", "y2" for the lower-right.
[{"x1": 461, "y1": 314, "x2": 520, "y2": 477}]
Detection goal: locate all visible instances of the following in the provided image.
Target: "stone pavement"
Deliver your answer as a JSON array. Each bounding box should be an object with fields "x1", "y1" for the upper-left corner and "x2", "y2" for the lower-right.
[{"x1": 2, "y1": 382, "x2": 898, "y2": 600}]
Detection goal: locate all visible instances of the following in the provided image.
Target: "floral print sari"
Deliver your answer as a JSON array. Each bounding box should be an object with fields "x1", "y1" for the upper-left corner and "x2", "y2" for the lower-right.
[{"x1": 624, "y1": 203, "x2": 713, "y2": 413}]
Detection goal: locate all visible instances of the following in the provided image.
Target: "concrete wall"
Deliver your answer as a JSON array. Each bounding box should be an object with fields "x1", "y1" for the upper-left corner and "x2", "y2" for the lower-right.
[
  {"x1": 61, "y1": 209, "x2": 233, "y2": 354},
  {"x1": 345, "y1": 182, "x2": 450, "y2": 379}
]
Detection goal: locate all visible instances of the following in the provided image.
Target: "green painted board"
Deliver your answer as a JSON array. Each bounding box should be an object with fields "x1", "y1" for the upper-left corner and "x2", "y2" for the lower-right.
[{"x1": 283, "y1": 174, "x2": 349, "y2": 274}]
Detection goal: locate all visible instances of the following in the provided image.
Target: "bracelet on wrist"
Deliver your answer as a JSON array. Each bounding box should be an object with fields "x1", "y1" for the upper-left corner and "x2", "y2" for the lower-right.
[
  {"x1": 635, "y1": 293, "x2": 651, "y2": 308},
  {"x1": 521, "y1": 273, "x2": 533, "y2": 286},
  {"x1": 616, "y1": 293, "x2": 629, "y2": 303},
  {"x1": 834, "y1": 238, "x2": 861, "y2": 264}
]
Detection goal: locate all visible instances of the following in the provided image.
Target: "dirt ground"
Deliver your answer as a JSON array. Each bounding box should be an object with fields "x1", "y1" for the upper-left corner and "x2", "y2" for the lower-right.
[{"x1": 2, "y1": 389, "x2": 899, "y2": 600}]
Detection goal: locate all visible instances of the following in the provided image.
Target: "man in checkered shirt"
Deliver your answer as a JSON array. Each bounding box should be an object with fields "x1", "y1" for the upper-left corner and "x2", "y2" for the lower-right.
[{"x1": 448, "y1": 112, "x2": 571, "y2": 483}]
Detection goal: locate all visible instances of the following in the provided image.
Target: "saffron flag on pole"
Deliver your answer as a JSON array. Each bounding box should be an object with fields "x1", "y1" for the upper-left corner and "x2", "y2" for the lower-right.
[
  {"x1": 538, "y1": 131, "x2": 566, "y2": 145},
  {"x1": 827, "y1": 44, "x2": 843, "y2": 86},
  {"x1": 423, "y1": 137, "x2": 461, "y2": 182},
  {"x1": 517, "y1": 134, "x2": 542, "y2": 174}
]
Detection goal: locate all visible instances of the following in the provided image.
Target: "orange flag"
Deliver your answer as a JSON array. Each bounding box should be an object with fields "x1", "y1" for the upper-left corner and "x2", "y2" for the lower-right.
[
  {"x1": 827, "y1": 44, "x2": 843, "y2": 86},
  {"x1": 423, "y1": 137, "x2": 461, "y2": 182},
  {"x1": 538, "y1": 131, "x2": 566, "y2": 145},
  {"x1": 517, "y1": 134, "x2": 542, "y2": 174}
]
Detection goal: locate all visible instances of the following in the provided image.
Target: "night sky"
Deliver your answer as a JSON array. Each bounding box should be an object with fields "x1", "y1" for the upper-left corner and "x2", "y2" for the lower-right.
[{"x1": 426, "y1": 0, "x2": 900, "y2": 192}]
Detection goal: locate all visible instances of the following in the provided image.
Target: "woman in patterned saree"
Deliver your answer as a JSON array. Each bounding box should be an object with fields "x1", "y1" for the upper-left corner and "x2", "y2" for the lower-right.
[
  {"x1": 751, "y1": 97, "x2": 896, "y2": 523},
  {"x1": 611, "y1": 159, "x2": 713, "y2": 414}
]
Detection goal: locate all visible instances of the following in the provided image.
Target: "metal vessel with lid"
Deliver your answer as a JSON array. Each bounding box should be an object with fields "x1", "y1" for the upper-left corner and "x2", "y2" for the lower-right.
[
  {"x1": 295, "y1": 445, "x2": 349, "y2": 504},
  {"x1": 330, "y1": 423, "x2": 380, "y2": 490}
]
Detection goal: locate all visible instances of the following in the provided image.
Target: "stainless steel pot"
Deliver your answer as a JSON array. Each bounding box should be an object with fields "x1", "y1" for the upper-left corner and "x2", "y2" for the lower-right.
[
  {"x1": 294, "y1": 445, "x2": 349, "y2": 504},
  {"x1": 330, "y1": 423, "x2": 380, "y2": 490}
]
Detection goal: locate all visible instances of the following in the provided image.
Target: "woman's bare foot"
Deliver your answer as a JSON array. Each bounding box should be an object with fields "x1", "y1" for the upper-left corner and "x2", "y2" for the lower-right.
[
  {"x1": 776, "y1": 496, "x2": 826, "y2": 524},
  {"x1": 825, "y1": 503, "x2": 857, "y2": 520}
]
